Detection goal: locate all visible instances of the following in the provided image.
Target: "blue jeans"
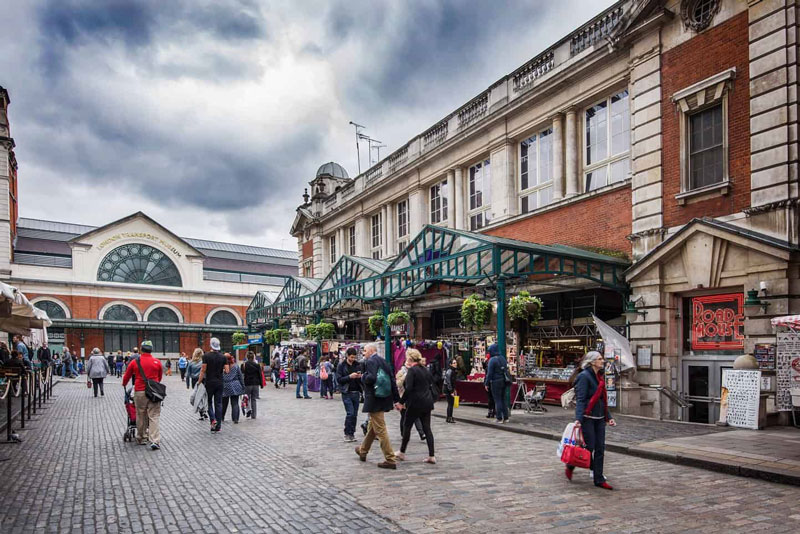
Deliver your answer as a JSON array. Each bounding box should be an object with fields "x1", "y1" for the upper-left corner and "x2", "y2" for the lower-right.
[
  {"x1": 295, "y1": 372, "x2": 308, "y2": 397},
  {"x1": 490, "y1": 379, "x2": 509, "y2": 421},
  {"x1": 206, "y1": 382, "x2": 224, "y2": 427},
  {"x1": 581, "y1": 418, "x2": 607, "y2": 485},
  {"x1": 341, "y1": 391, "x2": 360, "y2": 436}
]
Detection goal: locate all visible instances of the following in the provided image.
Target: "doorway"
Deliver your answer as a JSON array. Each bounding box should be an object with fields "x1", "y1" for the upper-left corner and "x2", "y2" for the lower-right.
[{"x1": 681, "y1": 357, "x2": 734, "y2": 424}]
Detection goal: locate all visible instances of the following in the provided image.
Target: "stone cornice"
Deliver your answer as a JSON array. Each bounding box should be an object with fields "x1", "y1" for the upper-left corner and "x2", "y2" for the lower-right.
[
  {"x1": 627, "y1": 227, "x2": 667, "y2": 241},
  {"x1": 744, "y1": 198, "x2": 800, "y2": 216}
]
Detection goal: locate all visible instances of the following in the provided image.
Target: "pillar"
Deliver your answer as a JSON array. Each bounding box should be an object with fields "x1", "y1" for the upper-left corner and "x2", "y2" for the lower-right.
[
  {"x1": 382, "y1": 298, "x2": 392, "y2": 369},
  {"x1": 496, "y1": 277, "x2": 507, "y2": 360},
  {"x1": 565, "y1": 108, "x2": 579, "y2": 197},
  {"x1": 552, "y1": 113, "x2": 564, "y2": 201},
  {"x1": 381, "y1": 205, "x2": 389, "y2": 258},
  {"x1": 355, "y1": 216, "x2": 369, "y2": 257},
  {"x1": 453, "y1": 167, "x2": 464, "y2": 230},
  {"x1": 446, "y1": 169, "x2": 456, "y2": 228},
  {"x1": 385, "y1": 203, "x2": 394, "y2": 257},
  {"x1": 409, "y1": 189, "x2": 424, "y2": 235}
]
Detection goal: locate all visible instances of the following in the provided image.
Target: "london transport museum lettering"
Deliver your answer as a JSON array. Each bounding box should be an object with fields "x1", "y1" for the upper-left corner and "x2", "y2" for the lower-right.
[
  {"x1": 97, "y1": 233, "x2": 183, "y2": 257},
  {"x1": 692, "y1": 293, "x2": 745, "y2": 351}
]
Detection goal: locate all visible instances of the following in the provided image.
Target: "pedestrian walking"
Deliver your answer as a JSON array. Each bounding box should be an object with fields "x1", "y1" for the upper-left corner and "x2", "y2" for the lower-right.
[
  {"x1": 199, "y1": 337, "x2": 227, "y2": 433},
  {"x1": 187, "y1": 348, "x2": 203, "y2": 389},
  {"x1": 484, "y1": 351, "x2": 495, "y2": 419},
  {"x1": 397, "y1": 349, "x2": 436, "y2": 464},
  {"x1": 165, "y1": 359, "x2": 172, "y2": 376},
  {"x1": 222, "y1": 353, "x2": 245, "y2": 423},
  {"x1": 295, "y1": 351, "x2": 311, "y2": 399},
  {"x1": 115, "y1": 350, "x2": 124, "y2": 377},
  {"x1": 106, "y1": 351, "x2": 115, "y2": 375},
  {"x1": 270, "y1": 352, "x2": 281, "y2": 387},
  {"x1": 566, "y1": 351, "x2": 615, "y2": 490},
  {"x1": 178, "y1": 352, "x2": 188, "y2": 381},
  {"x1": 278, "y1": 367, "x2": 287, "y2": 388},
  {"x1": 336, "y1": 347, "x2": 362, "y2": 442},
  {"x1": 354, "y1": 343, "x2": 402, "y2": 469},
  {"x1": 483, "y1": 343, "x2": 510, "y2": 424},
  {"x1": 242, "y1": 351, "x2": 263, "y2": 419},
  {"x1": 121, "y1": 340, "x2": 164, "y2": 450},
  {"x1": 0, "y1": 341, "x2": 10, "y2": 366},
  {"x1": 396, "y1": 356, "x2": 426, "y2": 441},
  {"x1": 37, "y1": 343, "x2": 52, "y2": 366},
  {"x1": 443, "y1": 358, "x2": 459, "y2": 423},
  {"x1": 319, "y1": 355, "x2": 334, "y2": 399},
  {"x1": 86, "y1": 348, "x2": 110, "y2": 397}
]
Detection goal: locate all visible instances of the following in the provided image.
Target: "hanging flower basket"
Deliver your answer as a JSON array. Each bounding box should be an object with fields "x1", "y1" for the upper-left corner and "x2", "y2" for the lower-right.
[
  {"x1": 368, "y1": 314, "x2": 384, "y2": 336},
  {"x1": 387, "y1": 311, "x2": 411, "y2": 326},
  {"x1": 461, "y1": 294, "x2": 492, "y2": 330},
  {"x1": 232, "y1": 331, "x2": 247, "y2": 345},
  {"x1": 508, "y1": 291, "x2": 543, "y2": 325}
]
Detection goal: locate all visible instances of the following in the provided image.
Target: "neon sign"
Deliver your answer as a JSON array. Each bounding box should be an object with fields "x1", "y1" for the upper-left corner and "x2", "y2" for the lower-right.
[{"x1": 691, "y1": 293, "x2": 744, "y2": 350}]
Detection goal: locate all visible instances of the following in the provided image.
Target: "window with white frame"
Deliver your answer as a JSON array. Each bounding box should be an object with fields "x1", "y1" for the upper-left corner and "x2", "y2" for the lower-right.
[
  {"x1": 672, "y1": 68, "x2": 734, "y2": 202},
  {"x1": 430, "y1": 180, "x2": 448, "y2": 224},
  {"x1": 348, "y1": 225, "x2": 356, "y2": 255},
  {"x1": 370, "y1": 212, "x2": 382, "y2": 259},
  {"x1": 583, "y1": 90, "x2": 630, "y2": 192},
  {"x1": 397, "y1": 200, "x2": 408, "y2": 239},
  {"x1": 468, "y1": 159, "x2": 491, "y2": 230},
  {"x1": 520, "y1": 127, "x2": 554, "y2": 214},
  {"x1": 329, "y1": 235, "x2": 336, "y2": 265}
]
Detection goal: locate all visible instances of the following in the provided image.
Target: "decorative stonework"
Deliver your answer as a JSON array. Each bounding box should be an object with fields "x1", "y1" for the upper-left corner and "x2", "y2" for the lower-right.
[
  {"x1": 743, "y1": 198, "x2": 800, "y2": 216},
  {"x1": 680, "y1": 0, "x2": 720, "y2": 32}
]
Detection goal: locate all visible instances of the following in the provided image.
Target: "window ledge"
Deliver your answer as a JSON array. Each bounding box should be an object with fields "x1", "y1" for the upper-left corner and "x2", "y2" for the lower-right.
[{"x1": 675, "y1": 180, "x2": 730, "y2": 206}]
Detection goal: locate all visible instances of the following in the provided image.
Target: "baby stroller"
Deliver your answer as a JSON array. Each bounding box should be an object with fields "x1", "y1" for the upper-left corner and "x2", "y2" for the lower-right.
[{"x1": 123, "y1": 387, "x2": 137, "y2": 442}]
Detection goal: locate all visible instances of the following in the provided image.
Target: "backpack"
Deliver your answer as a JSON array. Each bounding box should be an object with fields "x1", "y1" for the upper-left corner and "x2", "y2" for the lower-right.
[
  {"x1": 320, "y1": 363, "x2": 329, "y2": 380},
  {"x1": 374, "y1": 366, "x2": 392, "y2": 398}
]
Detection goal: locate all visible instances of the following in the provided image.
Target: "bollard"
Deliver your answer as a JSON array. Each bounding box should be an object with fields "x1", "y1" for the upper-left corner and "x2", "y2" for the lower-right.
[
  {"x1": 26, "y1": 372, "x2": 32, "y2": 421},
  {"x1": 5, "y1": 379, "x2": 12, "y2": 441},
  {"x1": 19, "y1": 373, "x2": 25, "y2": 430},
  {"x1": 37, "y1": 372, "x2": 42, "y2": 410},
  {"x1": 32, "y1": 373, "x2": 37, "y2": 415}
]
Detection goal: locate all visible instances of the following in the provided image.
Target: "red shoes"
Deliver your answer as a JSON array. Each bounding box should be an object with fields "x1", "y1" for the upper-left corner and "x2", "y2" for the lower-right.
[
  {"x1": 564, "y1": 467, "x2": 573, "y2": 481},
  {"x1": 595, "y1": 482, "x2": 613, "y2": 490}
]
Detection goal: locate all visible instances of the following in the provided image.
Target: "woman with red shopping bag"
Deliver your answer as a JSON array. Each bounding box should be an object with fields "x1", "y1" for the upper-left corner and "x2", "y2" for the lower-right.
[{"x1": 565, "y1": 351, "x2": 616, "y2": 490}]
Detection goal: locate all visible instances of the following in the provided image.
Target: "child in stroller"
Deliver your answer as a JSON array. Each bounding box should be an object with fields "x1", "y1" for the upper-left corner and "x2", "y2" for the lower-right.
[{"x1": 123, "y1": 387, "x2": 137, "y2": 442}]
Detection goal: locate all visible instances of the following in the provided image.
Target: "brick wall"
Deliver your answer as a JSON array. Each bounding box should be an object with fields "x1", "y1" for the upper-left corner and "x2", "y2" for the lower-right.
[
  {"x1": 301, "y1": 240, "x2": 313, "y2": 261},
  {"x1": 661, "y1": 11, "x2": 750, "y2": 227},
  {"x1": 485, "y1": 186, "x2": 632, "y2": 255}
]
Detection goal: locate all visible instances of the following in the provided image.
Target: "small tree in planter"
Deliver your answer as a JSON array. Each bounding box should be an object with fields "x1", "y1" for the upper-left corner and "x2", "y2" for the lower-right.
[
  {"x1": 387, "y1": 311, "x2": 410, "y2": 327},
  {"x1": 368, "y1": 313, "x2": 384, "y2": 337},
  {"x1": 508, "y1": 291, "x2": 543, "y2": 351},
  {"x1": 317, "y1": 322, "x2": 336, "y2": 339},
  {"x1": 461, "y1": 294, "x2": 492, "y2": 330}
]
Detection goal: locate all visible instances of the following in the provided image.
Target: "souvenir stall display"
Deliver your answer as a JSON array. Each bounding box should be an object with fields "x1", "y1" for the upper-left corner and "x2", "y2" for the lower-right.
[
  {"x1": 451, "y1": 334, "x2": 522, "y2": 405},
  {"x1": 513, "y1": 340, "x2": 585, "y2": 405}
]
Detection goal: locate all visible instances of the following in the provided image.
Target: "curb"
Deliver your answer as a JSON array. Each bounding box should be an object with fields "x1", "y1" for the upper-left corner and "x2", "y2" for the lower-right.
[{"x1": 431, "y1": 412, "x2": 800, "y2": 487}]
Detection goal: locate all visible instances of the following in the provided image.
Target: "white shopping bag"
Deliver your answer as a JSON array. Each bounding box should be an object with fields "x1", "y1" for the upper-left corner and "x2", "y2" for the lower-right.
[{"x1": 556, "y1": 422, "x2": 579, "y2": 459}]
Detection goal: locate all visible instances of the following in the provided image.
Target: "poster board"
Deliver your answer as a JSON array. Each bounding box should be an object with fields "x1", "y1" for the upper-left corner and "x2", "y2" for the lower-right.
[
  {"x1": 636, "y1": 345, "x2": 652, "y2": 368},
  {"x1": 776, "y1": 331, "x2": 799, "y2": 411},
  {"x1": 753, "y1": 343, "x2": 776, "y2": 370},
  {"x1": 721, "y1": 369, "x2": 761, "y2": 429}
]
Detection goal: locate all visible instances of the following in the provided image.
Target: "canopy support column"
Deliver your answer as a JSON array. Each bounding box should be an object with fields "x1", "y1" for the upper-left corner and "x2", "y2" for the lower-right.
[
  {"x1": 382, "y1": 298, "x2": 392, "y2": 369},
  {"x1": 496, "y1": 277, "x2": 507, "y2": 361}
]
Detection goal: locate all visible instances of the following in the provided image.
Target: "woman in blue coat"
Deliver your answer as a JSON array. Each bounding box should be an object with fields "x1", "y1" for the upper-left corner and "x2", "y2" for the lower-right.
[{"x1": 567, "y1": 351, "x2": 616, "y2": 489}]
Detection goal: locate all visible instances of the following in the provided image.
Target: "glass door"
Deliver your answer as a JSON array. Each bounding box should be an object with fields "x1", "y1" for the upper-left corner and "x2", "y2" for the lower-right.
[{"x1": 681, "y1": 360, "x2": 733, "y2": 423}]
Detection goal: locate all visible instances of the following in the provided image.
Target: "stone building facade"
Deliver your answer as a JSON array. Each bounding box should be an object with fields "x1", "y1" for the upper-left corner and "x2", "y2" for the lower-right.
[{"x1": 289, "y1": 0, "x2": 797, "y2": 423}]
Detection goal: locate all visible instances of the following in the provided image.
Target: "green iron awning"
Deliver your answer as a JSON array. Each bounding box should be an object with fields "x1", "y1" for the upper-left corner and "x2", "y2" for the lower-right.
[{"x1": 249, "y1": 224, "x2": 630, "y2": 323}]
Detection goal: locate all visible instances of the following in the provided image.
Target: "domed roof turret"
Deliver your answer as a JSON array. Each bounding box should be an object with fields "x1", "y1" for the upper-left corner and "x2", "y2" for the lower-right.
[{"x1": 316, "y1": 162, "x2": 349, "y2": 180}]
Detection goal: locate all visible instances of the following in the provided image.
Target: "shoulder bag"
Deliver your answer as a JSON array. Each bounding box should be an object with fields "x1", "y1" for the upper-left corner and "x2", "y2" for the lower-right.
[
  {"x1": 137, "y1": 359, "x2": 167, "y2": 403},
  {"x1": 560, "y1": 426, "x2": 591, "y2": 469}
]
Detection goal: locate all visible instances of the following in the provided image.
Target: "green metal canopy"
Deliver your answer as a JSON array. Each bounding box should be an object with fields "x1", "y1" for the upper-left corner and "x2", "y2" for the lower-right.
[
  {"x1": 248, "y1": 225, "x2": 630, "y2": 324},
  {"x1": 246, "y1": 290, "x2": 278, "y2": 325}
]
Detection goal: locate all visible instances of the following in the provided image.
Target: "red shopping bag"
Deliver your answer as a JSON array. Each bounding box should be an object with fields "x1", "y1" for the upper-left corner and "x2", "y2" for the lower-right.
[{"x1": 560, "y1": 426, "x2": 591, "y2": 469}]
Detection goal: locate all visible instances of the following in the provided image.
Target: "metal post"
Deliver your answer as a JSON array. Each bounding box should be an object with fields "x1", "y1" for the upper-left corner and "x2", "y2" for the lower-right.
[
  {"x1": 496, "y1": 277, "x2": 507, "y2": 360},
  {"x1": 382, "y1": 298, "x2": 392, "y2": 369},
  {"x1": 5, "y1": 379, "x2": 12, "y2": 441},
  {"x1": 32, "y1": 373, "x2": 37, "y2": 415},
  {"x1": 27, "y1": 372, "x2": 32, "y2": 420},
  {"x1": 19, "y1": 373, "x2": 25, "y2": 429}
]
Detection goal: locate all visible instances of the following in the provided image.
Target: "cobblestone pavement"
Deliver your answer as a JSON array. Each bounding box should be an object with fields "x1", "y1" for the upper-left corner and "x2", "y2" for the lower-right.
[{"x1": 2, "y1": 376, "x2": 800, "y2": 534}]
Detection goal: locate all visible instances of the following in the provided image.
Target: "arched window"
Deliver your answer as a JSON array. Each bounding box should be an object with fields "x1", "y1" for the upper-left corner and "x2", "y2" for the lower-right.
[
  {"x1": 103, "y1": 304, "x2": 138, "y2": 322},
  {"x1": 34, "y1": 300, "x2": 67, "y2": 320},
  {"x1": 97, "y1": 244, "x2": 182, "y2": 287},
  {"x1": 209, "y1": 309, "x2": 238, "y2": 325},
  {"x1": 147, "y1": 307, "x2": 180, "y2": 323}
]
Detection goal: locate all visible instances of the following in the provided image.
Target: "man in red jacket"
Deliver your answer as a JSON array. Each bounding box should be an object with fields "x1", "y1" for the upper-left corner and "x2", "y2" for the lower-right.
[{"x1": 122, "y1": 340, "x2": 164, "y2": 450}]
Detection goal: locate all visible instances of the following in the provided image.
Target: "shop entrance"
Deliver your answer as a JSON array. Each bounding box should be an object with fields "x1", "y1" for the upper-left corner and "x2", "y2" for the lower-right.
[{"x1": 681, "y1": 357, "x2": 734, "y2": 424}]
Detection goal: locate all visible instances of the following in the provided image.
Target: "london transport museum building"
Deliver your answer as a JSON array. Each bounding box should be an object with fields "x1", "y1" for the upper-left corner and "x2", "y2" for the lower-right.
[
  {"x1": 245, "y1": 0, "x2": 800, "y2": 427},
  {"x1": 0, "y1": 92, "x2": 297, "y2": 358}
]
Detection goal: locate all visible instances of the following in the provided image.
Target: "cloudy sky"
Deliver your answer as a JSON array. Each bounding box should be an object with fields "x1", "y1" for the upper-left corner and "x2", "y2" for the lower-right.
[{"x1": 1, "y1": 0, "x2": 615, "y2": 250}]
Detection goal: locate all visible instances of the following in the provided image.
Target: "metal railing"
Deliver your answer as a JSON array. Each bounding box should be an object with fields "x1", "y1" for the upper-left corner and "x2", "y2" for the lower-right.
[{"x1": 646, "y1": 384, "x2": 692, "y2": 421}]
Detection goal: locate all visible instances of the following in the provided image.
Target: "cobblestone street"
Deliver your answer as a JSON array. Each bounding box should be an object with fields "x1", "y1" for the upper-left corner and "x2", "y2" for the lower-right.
[{"x1": 1, "y1": 376, "x2": 799, "y2": 534}]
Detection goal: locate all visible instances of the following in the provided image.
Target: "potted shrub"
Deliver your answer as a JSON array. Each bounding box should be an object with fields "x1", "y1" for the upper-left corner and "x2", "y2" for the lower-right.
[
  {"x1": 368, "y1": 313, "x2": 384, "y2": 336},
  {"x1": 461, "y1": 294, "x2": 492, "y2": 330},
  {"x1": 387, "y1": 310, "x2": 411, "y2": 326}
]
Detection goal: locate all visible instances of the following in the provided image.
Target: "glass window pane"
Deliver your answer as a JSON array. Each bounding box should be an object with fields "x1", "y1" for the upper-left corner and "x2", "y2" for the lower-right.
[
  {"x1": 586, "y1": 100, "x2": 608, "y2": 166},
  {"x1": 610, "y1": 90, "x2": 630, "y2": 156},
  {"x1": 483, "y1": 160, "x2": 491, "y2": 205},
  {"x1": 610, "y1": 158, "x2": 630, "y2": 184},
  {"x1": 539, "y1": 129, "x2": 553, "y2": 184},
  {"x1": 585, "y1": 167, "x2": 606, "y2": 192},
  {"x1": 539, "y1": 185, "x2": 553, "y2": 206}
]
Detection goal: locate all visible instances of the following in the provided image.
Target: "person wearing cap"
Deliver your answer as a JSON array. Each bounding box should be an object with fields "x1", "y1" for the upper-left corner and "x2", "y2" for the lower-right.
[
  {"x1": 566, "y1": 351, "x2": 616, "y2": 490},
  {"x1": 198, "y1": 337, "x2": 227, "y2": 432},
  {"x1": 483, "y1": 343, "x2": 509, "y2": 424},
  {"x1": 122, "y1": 340, "x2": 164, "y2": 450}
]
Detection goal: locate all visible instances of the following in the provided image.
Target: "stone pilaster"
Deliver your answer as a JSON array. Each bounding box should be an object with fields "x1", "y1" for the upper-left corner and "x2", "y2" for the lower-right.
[
  {"x1": 552, "y1": 113, "x2": 565, "y2": 201},
  {"x1": 453, "y1": 167, "x2": 464, "y2": 230},
  {"x1": 489, "y1": 142, "x2": 516, "y2": 222},
  {"x1": 446, "y1": 169, "x2": 456, "y2": 228},
  {"x1": 355, "y1": 216, "x2": 369, "y2": 258},
  {"x1": 565, "y1": 108, "x2": 579, "y2": 197},
  {"x1": 408, "y1": 189, "x2": 424, "y2": 236}
]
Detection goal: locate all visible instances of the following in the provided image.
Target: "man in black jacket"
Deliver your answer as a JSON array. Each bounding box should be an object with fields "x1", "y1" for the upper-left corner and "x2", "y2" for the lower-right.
[
  {"x1": 354, "y1": 343, "x2": 402, "y2": 469},
  {"x1": 336, "y1": 347, "x2": 363, "y2": 442},
  {"x1": 37, "y1": 343, "x2": 52, "y2": 366}
]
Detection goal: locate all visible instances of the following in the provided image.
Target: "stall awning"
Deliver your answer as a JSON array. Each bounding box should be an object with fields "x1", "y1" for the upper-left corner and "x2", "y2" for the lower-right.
[
  {"x1": 249, "y1": 224, "x2": 630, "y2": 323},
  {"x1": 0, "y1": 280, "x2": 53, "y2": 335},
  {"x1": 771, "y1": 315, "x2": 800, "y2": 330},
  {"x1": 50, "y1": 319, "x2": 242, "y2": 333}
]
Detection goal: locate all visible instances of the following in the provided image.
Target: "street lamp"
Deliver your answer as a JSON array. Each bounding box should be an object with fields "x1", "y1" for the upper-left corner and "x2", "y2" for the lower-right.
[
  {"x1": 744, "y1": 289, "x2": 769, "y2": 314},
  {"x1": 623, "y1": 297, "x2": 647, "y2": 323}
]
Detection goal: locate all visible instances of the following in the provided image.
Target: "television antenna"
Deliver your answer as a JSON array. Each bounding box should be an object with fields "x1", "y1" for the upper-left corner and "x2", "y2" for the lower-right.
[{"x1": 349, "y1": 121, "x2": 365, "y2": 174}]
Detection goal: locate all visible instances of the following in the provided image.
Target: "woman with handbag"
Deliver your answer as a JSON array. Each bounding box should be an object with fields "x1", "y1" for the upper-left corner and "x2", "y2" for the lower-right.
[
  {"x1": 566, "y1": 351, "x2": 616, "y2": 490},
  {"x1": 483, "y1": 343, "x2": 510, "y2": 423},
  {"x1": 242, "y1": 351, "x2": 264, "y2": 419},
  {"x1": 396, "y1": 349, "x2": 436, "y2": 465},
  {"x1": 443, "y1": 358, "x2": 459, "y2": 423},
  {"x1": 221, "y1": 353, "x2": 246, "y2": 424},
  {"x1": 86, "y1": 348, "x2": 110, "y2": 397}
]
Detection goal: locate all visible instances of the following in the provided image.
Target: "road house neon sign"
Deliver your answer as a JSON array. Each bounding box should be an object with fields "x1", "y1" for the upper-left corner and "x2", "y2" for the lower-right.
[{"x1": 691, "y1": 293, "x2": 745, "y2": 350}]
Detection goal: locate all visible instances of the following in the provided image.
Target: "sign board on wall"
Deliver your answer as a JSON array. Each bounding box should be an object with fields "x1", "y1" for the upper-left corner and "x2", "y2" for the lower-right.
[
  {"x1": 776, "y1": 331, "x2": 799, "y2": 411},
  {"x1": 691, "y1": 294, "x2": 745, "y2": 351},
  {"x1": 754, "y1": 343, "x2": 776, "y2": 369},
  {"x1": 721, "y1": 369, "x2": 761, "y2": 430}
]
